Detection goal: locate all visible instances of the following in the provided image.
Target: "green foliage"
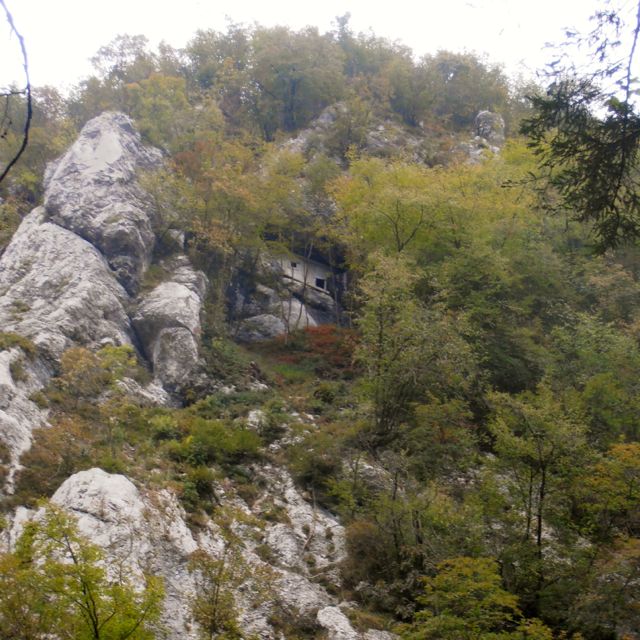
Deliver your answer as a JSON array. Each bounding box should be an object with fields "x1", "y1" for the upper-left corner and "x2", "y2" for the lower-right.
[
  {"x1": 289, "y1": 421, "x2": 356, "y2": 508},
  {"x1": 323, "y1": 97, "x2": 372, "y2": 160},
  {"x1": 0, "y1": 201, "x2": 21, "y2": 253},
  {"x1": 1, "y1": 86, "x2": 76, "y2": 209},
  {"x1": 420, "y1": 51, "x2": 510, "y2": 129},
  {"x1": 549, "y1": 314, "x2": 640, "y2": 444},
  {"x1": 522, "y1": 78, "x2": 640, "y2": 252},
  {"x1": 56, "y1": 344, "x2": 139, "y2": 402},
  {"x1": 188, "y1": 548, "x2": 243, "y2": 640},
  {"x1": 574, "y1": 442, "x2": 640, "y2": 540},
  {"x1": 332, "y1": 158, "x2": 436, "y2": 256},
  {"x1": 402, "y1": 397, "x2": 477, "y2": 481},
  {"x1": 343, "y1": 485, "x2": 486, "y2": 617},
  {"x1": 570, "y1": 537, "x2": 640, "y2": 638},
  {"x1": 201, "y1": 337, "x2": 253, "y2": 384},
  {"x1": 403, "y1": 557, "x2": 553, "y2": 640},
  {"x1": 12, "y1": 416, "x2": 94, "y2": 505},
  {"x1": 489, "y1": 386, "x2": 588, "y2": 547},
  {"x1": 0, "y1": 504, "x2": 163, "y2": 640},
  {"x1": 355, "y1": 253, "x2": 475, "y2": 445},
  {"x1": 190, "y1": 389, "x2": 271, "y2": 421},
  {"x1": 164, "y1": 416, "x2": 261, "y2": 481}
]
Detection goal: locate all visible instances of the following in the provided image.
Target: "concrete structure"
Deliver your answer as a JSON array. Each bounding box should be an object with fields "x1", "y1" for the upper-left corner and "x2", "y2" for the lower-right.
[{"x1": 280, "y1": 255, "x2": 334, "y2": 294}]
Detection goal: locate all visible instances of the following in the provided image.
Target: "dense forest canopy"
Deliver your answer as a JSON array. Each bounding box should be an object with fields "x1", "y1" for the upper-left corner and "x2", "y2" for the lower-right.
[{"x1": 1, "y1": 6, "x2": 640, "y2": 640}]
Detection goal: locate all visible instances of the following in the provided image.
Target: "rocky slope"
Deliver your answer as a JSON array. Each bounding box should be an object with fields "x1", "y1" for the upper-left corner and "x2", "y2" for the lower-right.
[{"x1": 0, "y1": 112, "x2": 388, "y2": 639}]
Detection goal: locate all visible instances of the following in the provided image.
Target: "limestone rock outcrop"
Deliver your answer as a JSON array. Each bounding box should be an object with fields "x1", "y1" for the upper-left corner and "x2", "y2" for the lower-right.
[
  {"x1": 236, "y1": 313, "x2": 288, "y2": 342},
  {"x1": 285, "y1": 102, "x2": 432, "y2": 164},
  {"x1": 50, "y1": 468, "x2": 199, "y2": 639},
  {"x1": 475, "y1": 110, "x2": 506, "y2": 147},
  {"x1": 133, "y1": 256, "x2": 207, "y2": 393},
  {"x1": 459, "y1": 110, "x2": 506, "y2": 162},
  {"x1": 257, "y1": 464, "x2": 345, "y2": 584},
  {"x1": 44, "y1": 111, "x2": 162, "y2": 293},
  {"x1": 17, "y1": 466, "x2": 385, "y2": 640},
  {"x1": 0, "y1": 207, "x2": 133, "y2": 360},
  {"x1": 0, "y1": 112, "x2": 206, "y2": 487}
]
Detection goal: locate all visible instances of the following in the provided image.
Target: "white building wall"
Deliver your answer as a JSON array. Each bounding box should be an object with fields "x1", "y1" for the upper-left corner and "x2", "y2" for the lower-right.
[{"x1": 280, "y1": 257, "x2": 332, "y2": 293}]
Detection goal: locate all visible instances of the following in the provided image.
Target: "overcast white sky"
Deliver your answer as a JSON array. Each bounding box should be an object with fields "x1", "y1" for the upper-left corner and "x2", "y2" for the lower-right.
[{"x1": 0, "y1": 0, "x2": 636, "y2": 91}]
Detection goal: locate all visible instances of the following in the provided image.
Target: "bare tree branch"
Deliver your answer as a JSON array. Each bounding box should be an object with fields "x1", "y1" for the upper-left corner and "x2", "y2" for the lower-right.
[{"x1": 0, "y1": 0, "x2": 31, "y2": 185}]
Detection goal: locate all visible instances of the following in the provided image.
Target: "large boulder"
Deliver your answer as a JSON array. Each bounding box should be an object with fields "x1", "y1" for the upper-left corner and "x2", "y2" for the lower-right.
[
  {"x1": 132, "y1": 256, "x2": 207, "y2": 393},
  {"x1": 458, "y1": 110, "x2": 506, "y2": 163},
  {"x1": 475, "y1": 110, "x2": 505, "y2": 146},
  {"x1": 236, "y1": 313, "x2": 287, "y2": 343},
  {"x1": 44, "y1": 112, "x2": 162, "y2": 294}
]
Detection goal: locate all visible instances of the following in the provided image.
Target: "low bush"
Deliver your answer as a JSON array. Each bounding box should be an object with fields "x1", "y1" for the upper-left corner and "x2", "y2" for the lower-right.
[{"x1": 0, "y1": 332, "x2": 37, "y2": 358}]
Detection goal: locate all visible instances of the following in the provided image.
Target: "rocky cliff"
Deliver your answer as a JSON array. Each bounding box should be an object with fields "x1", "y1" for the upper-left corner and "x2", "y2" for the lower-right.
[
  {"x1": 0, "y1": 112, "x2": 207, "y2": 488},
  {"x1": 0, "y1": 113, "x2": 388, "y2": 640}
]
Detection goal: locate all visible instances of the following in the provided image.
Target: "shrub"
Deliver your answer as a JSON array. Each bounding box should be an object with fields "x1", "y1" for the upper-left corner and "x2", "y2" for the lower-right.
[
  {"x1": 191, "y1": 389, "x2": 271, "y2": 420},
  {"x1": 0, "y1": 332, "x2": 37, "y2": 358},
  {"x1": 12, "y1": 417, "x2": 94, "y2": 505},
  {"x1": 179, "y1": 418, "x2": 262, "y2": 467},
  {"x1": 9, "y1": 357, "x2": 27, "y2": 382},
  {"x1": 188, "y1": 466, "x2": 218, "y2": 501},
  {"x1": 150, "y1": 414, "x2": 182, "y2": 441},
  {"x1": 202, "y1": 337, "x2": 252, "y2": 382},
  {"x1": 0, "y1": 440, "x2": 10, "y2": 488},
  {"x1": 253, "y1": 324, "x2": 358, "y2": 380},
  {"x1": 289, "y1": 428, "x2": 344, "y2": 506}
]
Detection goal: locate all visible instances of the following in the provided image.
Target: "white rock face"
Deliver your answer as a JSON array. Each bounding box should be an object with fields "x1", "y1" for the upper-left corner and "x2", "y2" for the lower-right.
[
  {"x1": 0, "y1": 113, "x2": 207, "y2": 488},
  {"x1": 458, "y1": 110, "x2": 506, "y2": 163},
  {"x1": 246, "y1": 408, "x2": 267, "y2": 430},
  {"x1": 52, "y1": 468, "x2": 147, "y2": 544},
  {"x1": 234, "y1": 262, "x2": 339, "y2": 343},
  {"x1": 114, "y1": 377, "x2": 173, "y2": 406},
  {"x1": 317, "y1": 606, "x2": 360, "y2": 640},
  {"x1": 256, "y1": 465, "x2": 345, "y2": 585},
  {"x1": 0, "y1": 348, "x2": 48, "y2": 491},
  {"x1": 52, "y1": 468, "x2": 200, "y2": 638},
  {"x1": 475, "y1": 110, "x2": 505, "y2": 146},
  {"x1": 133, "y1": 257, "x2": 207, "y2": 392},
  {"x1": 44, "y1": 112, "x2": 162, "y2": 293},
  {"x1": 0, "y1": 208, "x2": 133, "y2": 359}
]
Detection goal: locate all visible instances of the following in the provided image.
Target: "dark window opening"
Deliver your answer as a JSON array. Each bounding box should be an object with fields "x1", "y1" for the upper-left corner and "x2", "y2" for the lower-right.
[
  {"x1": 315, "y1": 277, "x2": 326, "y2": 289},
  {"x1": 291, "y1": 261, "x2": 297, "y2": 268}
]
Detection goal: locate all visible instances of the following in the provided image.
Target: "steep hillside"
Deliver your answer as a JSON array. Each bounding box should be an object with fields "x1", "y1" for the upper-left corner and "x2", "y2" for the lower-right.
[
  {"x1": 1, "y1": 21, "x2": 640, "y2": 640},
  {"x1": 0, "y1": 112, "x2": 396, "y2": 640}
]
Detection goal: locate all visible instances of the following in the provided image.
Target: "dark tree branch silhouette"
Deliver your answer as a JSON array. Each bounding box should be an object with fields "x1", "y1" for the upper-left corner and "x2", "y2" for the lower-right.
[
  {"x1": 521, "y1": 1, "x2": 640, "y2": 252},
  {"x1": 0, "y1": 0, "x2": 31, "y2": 185}
]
